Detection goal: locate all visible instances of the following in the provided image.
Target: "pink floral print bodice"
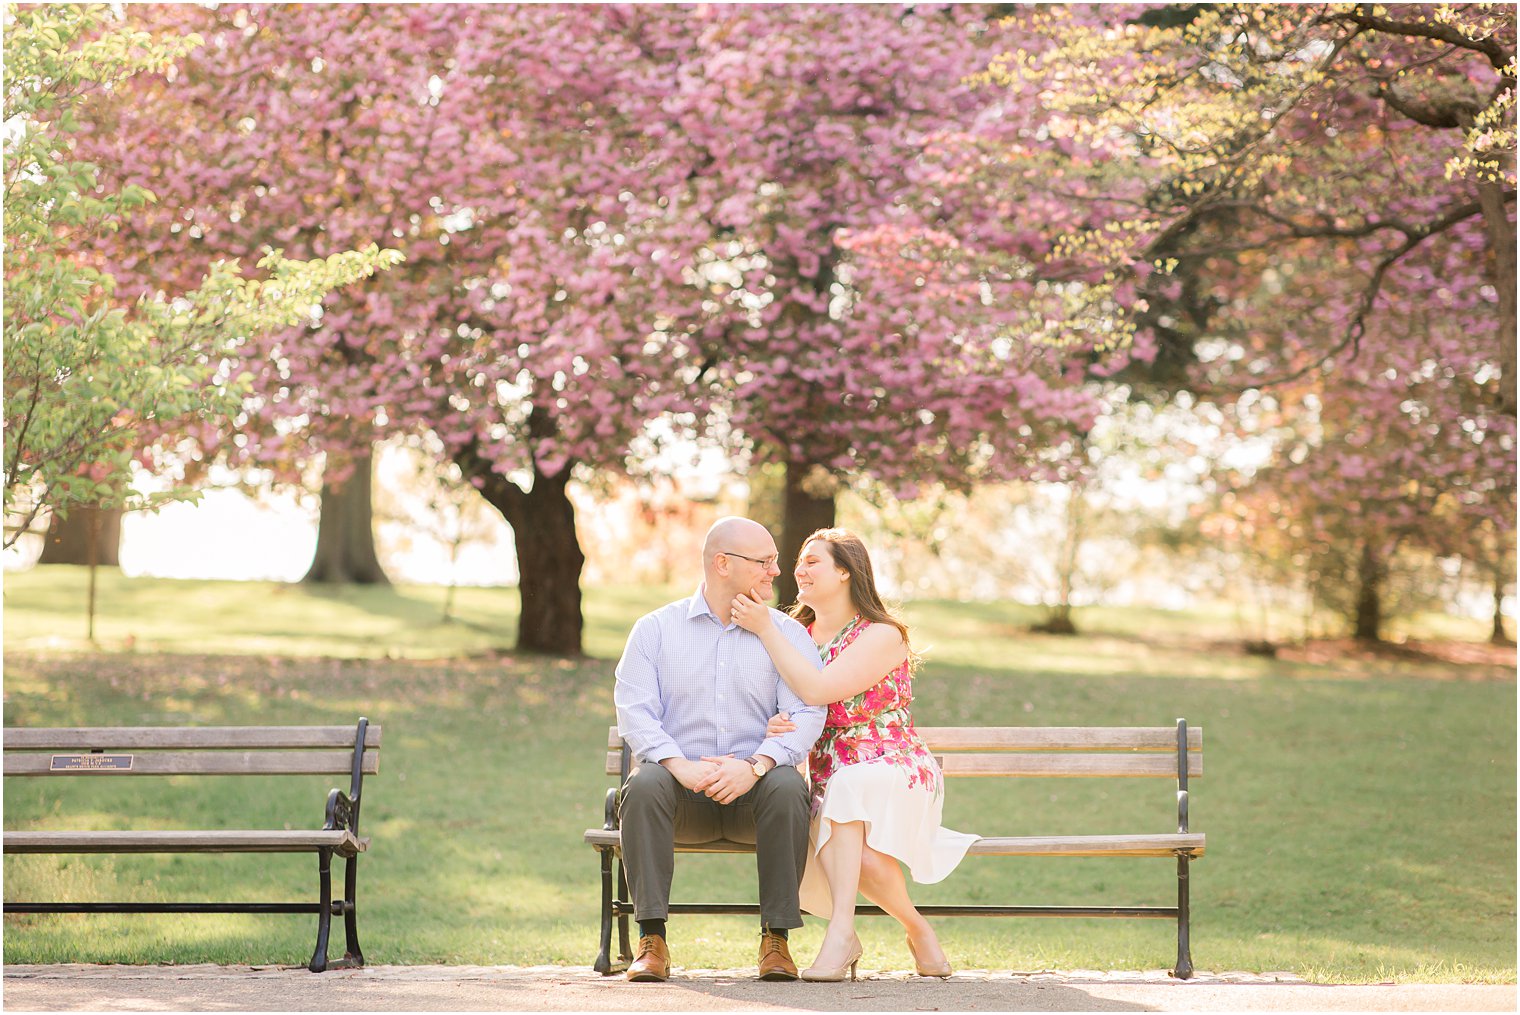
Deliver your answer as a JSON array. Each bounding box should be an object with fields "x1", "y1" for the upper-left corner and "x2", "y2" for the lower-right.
[{"x1": 807, "y1": 615, "x2": 942, "y2": 813}]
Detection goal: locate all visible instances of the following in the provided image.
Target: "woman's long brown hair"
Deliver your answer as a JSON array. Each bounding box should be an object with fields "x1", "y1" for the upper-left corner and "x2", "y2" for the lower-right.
[{"x1": 788, "y1": 528, "x2": 913, "y2": 655}]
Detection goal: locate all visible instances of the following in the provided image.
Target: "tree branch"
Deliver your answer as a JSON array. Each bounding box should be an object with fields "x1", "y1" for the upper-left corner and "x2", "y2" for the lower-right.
[
  {"x1": 1327, "y1": 5, "x2": 1515, "y2": 70},
  {"x1": 2, "y1": 497, "x2": 51, "y2": 552},
  {"x1": 1203, "y1": 197, "x2": 1499, "y2": 395},
  {"x1": 1377, "y1": 77, "x2": 1484, "y2": 129}
]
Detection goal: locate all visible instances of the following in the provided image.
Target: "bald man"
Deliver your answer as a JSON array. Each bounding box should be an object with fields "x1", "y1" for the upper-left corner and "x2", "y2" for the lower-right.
[{"x1": 614, "y1": 517, "x2": 826, "y2": 982}]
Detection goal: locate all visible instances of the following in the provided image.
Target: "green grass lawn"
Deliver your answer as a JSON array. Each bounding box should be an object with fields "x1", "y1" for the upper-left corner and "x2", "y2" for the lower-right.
[{"x1": 3, "y1": 567, "x2": 1515, "y2": 983}]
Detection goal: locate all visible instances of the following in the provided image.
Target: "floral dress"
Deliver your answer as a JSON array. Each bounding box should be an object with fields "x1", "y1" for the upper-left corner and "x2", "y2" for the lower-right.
[
  {"x1": 808, "y1": 615, "x2": 941, "y2": 811},
  {"x1": 798, "y1": 616, "x2": 979, "y2": 917}
]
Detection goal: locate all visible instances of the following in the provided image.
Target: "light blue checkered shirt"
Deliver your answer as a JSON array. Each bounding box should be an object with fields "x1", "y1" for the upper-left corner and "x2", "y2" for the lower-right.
[{"x1": 614, "y1": 586, "x2": 825, "y2": 768}]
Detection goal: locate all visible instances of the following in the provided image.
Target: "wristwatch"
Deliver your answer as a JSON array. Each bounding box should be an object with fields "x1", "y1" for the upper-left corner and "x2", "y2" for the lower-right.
[{"x1": 744, "y1": 756, "x2": 770, "y2": 778}]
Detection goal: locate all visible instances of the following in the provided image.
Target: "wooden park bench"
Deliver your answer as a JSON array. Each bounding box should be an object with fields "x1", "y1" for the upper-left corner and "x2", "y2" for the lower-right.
[
  {"x1": 3, "y1": 718, "x2": 380, "y2": 972},
  {"x1": 585, "y1": 719, "x2": 1204, "y2": 978}
]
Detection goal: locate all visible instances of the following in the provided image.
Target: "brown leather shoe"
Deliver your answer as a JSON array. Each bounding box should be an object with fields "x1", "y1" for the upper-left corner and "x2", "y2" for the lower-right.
[
  {"x1": 627, "y1": 934, "x2": 670, "y2": 982},
  {"x1": 757, "y1": 931, "x2": 799, "y2": 981}
]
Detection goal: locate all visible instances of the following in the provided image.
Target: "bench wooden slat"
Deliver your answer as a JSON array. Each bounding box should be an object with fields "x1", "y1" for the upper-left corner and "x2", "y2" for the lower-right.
[
  {"x1": 4, "y1": 830, "x2": 368, "y2": 856},
  {"x1": 5, "y1": 726, "x2": 382, "y2": 751},
  {"x1": 603, "y1": 727, "x2": 1201, "y2": 778},
  {"x1": 967, "y1": 834, "x2": 1205, "y2": 857},
  {"x1": 604, "y1": 751, "x2": 1201, "y2": 779},
  {"x1": 939, "y1": 753, "x2": 1201, "y2": 778},
  {"x1": 605, "y1": 725, "x2": 1201, "y2": 754},
  {"x1": 919, "y1": 727, "x2": 1202, "y2": 752},
  {"x1": 583, "y1": 830, "x2": 753, "y2": 853},
  {"x1": 583, "y1": 828, "x2": 1204, "y2": 858},
  {"x1": 4, "y1": 751, "x2": 380, "y2": 777}
]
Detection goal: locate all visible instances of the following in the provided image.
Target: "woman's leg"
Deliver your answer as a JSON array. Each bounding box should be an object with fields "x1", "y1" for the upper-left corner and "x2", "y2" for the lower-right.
[
  {"x1": 856, "y1": 845, "x2": 948, "y2": 969},
  {"x1": 810, "y1": 819, "x2": 865, "y2": 968}
]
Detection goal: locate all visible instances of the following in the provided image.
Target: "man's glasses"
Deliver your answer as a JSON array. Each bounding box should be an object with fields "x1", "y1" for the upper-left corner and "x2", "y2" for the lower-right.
[{"x1": 721, "y1": 550, "x2": 780, "y2": 569}]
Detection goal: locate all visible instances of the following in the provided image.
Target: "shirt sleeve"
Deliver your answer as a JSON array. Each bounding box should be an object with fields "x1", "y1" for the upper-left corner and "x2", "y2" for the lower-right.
[
  {"x1": 755, "y1": 613, "x2": 826, "y2": 769},
  {"x1": 614, "y1": 615, "x2": 683, "y2": 765}
]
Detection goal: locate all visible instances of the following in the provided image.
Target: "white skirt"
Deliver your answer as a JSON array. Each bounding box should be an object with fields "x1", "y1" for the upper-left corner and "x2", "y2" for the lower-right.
[{"x1": 799, "y1": 759, "x2": 980, "y2": 917}]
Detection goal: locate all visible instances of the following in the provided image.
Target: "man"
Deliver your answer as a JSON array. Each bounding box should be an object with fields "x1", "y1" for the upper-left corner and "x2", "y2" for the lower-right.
[{"x1": 614, "y1": 516, "x2": 826, "y2": 982}]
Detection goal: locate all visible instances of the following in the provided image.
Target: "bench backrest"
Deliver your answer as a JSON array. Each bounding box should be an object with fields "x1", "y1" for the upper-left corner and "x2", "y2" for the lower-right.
[
  {"x1": 604, "y1": 722, "x2": 1201, "y2": 780},
  {"x1": 3, "y1": 723, "x2": 381, "y2": 777}
]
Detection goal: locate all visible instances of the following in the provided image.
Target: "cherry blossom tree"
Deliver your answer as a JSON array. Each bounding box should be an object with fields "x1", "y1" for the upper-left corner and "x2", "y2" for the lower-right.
[
  {"x1": 974, "y1": 3, "x2": 1513, "y2": 396},
  {"x1": 4, "y1": 3, "x2": 398, "y2": 553},
  {"x1": 967, "y1": 3, "x2": 1516, "y2": 637},
  {"x1": 81, "y1": 4, "x2": 720, "y2": 652},
  {"x1": 85, "y1": 2, "x2": 1510, "y2": 654},
  {"x1": 87, "y1": 3, "x2": 1122, "y2": 645},
  {"x1": 1213, "y1": 323, "x2": 1509, "y2": 641},
  {"x1": 659, "y1": 5, "x2": 1119, "y2": 601}
]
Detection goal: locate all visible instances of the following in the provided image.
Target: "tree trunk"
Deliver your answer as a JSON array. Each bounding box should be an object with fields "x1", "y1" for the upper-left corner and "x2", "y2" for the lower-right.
[
  {"x1": 1476, "y1": 167, "x2": 1517, "y2": 417},
  {"x1": 38, "y1": 504, "x2": 121, "y2": 566},
  {"x1": 1036, "y1": 603, "x2": 1079, "y2": 636},
  {"x1": 774, "y1": 460, "x2": 837, "y2": 608},
  {"x1": 1491, "y1": 572, "x2": 1511, "y2": 644},
  {"x1": 1490, "y1": 539, "x2": 1516, "y2": 646},
  {"x1": 505, "y1": 470, "x2": 585, "y2": 656},
  {"x1": 1036, "y1": 484, "x2": 1083, "y2": 635},
  {"x1": 1056, "y1": 484, "x2": 1083, "y2": 630},
  {"x1": 303, "y1": 450, "x2": 389, "y2": 585},
  {"x1": 1352, "y1": 540, "x2": 1384, "y2": 643},
  {"x1": 87, "y1": 520, "x2": 99, "y2": 643},
  {"x1": 456, "y1": 438, "x2": 585, "y2": 656}
]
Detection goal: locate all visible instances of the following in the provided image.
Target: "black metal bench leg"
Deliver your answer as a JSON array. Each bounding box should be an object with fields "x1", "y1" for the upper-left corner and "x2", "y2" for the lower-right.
[
  {"x1": 594, "y1": 846, "x2": 617, "y2": 975},
  {"x1": 1173, "y1": 852, "x2": 1194, "y2": 979},
  {"x1": 340, "y1": 854, "x2": 364, "y2": 967},
  {"x1": 615, "y1": 856, "x2": 632, "y2": 967},
  {"x1": 309, "y1": 847, "x2": 335, "y2": 973}
]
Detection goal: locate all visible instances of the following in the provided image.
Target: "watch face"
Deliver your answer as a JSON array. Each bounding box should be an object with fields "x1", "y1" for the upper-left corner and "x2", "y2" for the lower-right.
[{"x1": 752, "y1": 762, "x2": 766, "y2": 777}]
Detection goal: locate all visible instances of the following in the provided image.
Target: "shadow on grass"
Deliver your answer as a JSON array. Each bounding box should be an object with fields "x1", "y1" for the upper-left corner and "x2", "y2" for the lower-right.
[{"x1": 293, "y1": 582, "x2": 456, "y2": 622}]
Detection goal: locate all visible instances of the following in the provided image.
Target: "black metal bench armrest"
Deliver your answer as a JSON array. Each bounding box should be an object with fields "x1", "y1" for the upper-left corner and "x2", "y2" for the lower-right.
[
  {"x1": 1175, "y1": 718, "x2": 1190, "y2": 833},
  {"x1": 332, "y1": 717, "x2": 371, "y2": 837},
  {"x1": 604, "y1": 787, "x2": 620, "y2": 831},
  {"x1": 324, "y1": 788, "x2": 359, "y2": 835},
  {"x1": 601, "y1": 740, "x2": 630, "y2": 831}
]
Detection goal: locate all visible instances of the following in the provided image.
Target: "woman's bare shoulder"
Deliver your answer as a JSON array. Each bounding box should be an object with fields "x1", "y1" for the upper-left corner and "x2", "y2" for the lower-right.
[{"x1": 851, "y1": 620, "x2": 908, "y2": 651}]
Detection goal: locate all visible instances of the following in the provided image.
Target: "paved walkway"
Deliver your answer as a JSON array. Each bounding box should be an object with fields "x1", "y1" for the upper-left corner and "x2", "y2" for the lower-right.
[{"x1": 4, "y1": 964, "x2": 1515, "y2": 1012}]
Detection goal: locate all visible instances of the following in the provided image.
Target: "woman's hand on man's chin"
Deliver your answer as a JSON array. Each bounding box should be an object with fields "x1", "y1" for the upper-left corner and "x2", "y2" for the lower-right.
[{"x1": 730, "y1": 591, "x2": 773, "y2": 633}]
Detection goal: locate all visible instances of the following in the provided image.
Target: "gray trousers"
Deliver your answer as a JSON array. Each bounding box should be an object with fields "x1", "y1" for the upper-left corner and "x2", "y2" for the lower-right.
[{"x1": 618, "y1": 762, "x2": 811, "y2": 929}]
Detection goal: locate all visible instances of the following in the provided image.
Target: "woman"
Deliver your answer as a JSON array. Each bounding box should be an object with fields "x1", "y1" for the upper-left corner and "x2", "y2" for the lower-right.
[{"x1": 730, "y1": 527, "x2": 977, "y2": 982}]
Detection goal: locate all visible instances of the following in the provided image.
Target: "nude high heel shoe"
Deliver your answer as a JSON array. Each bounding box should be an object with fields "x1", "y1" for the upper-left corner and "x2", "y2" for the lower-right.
[
  {"x1": 801, "y1": 935, "x2": 863, "y2": 982},
  {"x1": 906, "y1": 935, "x2": 952, "y2": 978}
]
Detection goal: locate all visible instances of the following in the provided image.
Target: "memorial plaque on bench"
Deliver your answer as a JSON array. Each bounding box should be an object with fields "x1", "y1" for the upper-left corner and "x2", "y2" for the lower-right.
[{"x1": 49, "y1": 754, "x2": 133, "y2": 772}]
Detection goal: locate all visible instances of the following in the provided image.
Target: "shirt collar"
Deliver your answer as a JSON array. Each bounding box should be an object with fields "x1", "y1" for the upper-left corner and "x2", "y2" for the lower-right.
[
  {"x1": 687, "y1": 585, "x2": 717, "y2": 621},
  {"x1": 688, "y1": 584, "x2": 734, "y2": 628}
]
